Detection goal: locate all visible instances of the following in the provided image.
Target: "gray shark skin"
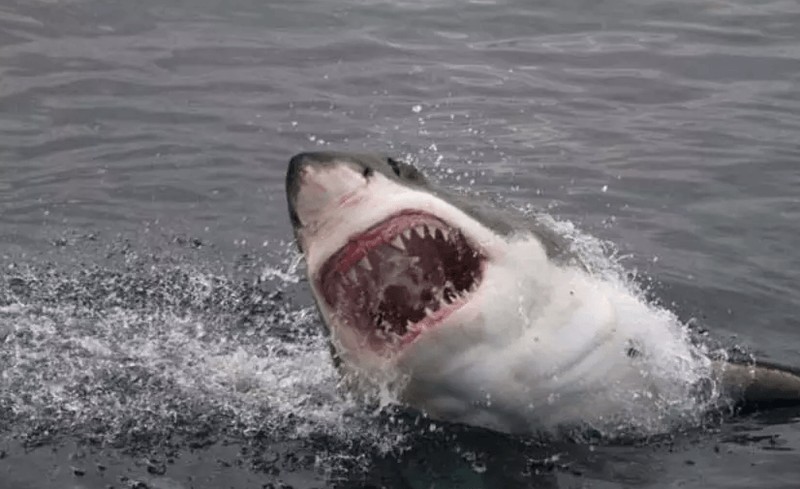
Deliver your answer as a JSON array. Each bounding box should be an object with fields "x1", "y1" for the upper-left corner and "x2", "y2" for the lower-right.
[
  {"x1": 286, "y1": 152, "x2": 573, "y2": 261},
  {"x1": 285, "y1": 151, "x2": 800, "y2": 435}
]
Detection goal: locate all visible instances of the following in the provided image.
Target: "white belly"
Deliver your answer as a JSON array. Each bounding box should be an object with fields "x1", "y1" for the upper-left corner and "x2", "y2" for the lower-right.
[{"x1": 395, "y1": 238, "x2": 716, "y2": 435}]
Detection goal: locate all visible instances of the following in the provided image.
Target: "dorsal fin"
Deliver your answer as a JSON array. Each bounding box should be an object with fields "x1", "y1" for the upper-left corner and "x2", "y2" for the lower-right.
[{"x1": 718, "y1": 360, "x2": 800, "y2": 409}]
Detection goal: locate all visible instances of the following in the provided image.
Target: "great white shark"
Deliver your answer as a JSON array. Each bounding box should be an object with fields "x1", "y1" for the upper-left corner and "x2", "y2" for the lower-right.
[{"x1": 285, "y1": 151, "x2": 800, "y2": 435}]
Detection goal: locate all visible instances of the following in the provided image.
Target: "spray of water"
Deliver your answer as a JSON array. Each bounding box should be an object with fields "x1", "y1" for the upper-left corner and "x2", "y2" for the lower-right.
[{"x1": 0, "y1": 235, "x2": 415, "y2": 480}]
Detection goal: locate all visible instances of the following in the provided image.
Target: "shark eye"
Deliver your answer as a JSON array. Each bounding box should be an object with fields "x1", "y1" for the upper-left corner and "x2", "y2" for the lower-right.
[
  {"x1": 362, "y1": 167, "x2": 374, "y2": 178},
  {"x1": 386, "y1": 158, "x2": 402, "y2": 176}
]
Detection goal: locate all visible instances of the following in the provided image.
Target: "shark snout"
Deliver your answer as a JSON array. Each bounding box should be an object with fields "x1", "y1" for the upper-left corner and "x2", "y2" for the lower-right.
[{"x1": 286, "y1": 152, "x2": 369, "y2": 233}]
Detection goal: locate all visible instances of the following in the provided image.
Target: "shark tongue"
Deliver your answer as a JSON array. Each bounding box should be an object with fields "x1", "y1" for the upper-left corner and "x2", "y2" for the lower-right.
[{"x1": 319, "y1": 211, "x2": 483, "y2": 351}]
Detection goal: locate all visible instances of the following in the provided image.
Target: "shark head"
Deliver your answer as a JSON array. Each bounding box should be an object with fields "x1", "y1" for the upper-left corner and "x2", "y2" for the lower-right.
[
  {"x1": 286, "y1": 152, "x2": 544, "y2": 362},
  {"x1": 285, "y1": 151, "x2": 716, "y2": 434}
]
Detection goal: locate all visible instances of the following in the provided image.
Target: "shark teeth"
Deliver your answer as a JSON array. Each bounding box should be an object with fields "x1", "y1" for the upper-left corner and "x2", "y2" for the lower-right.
[
  {"x1": 390, "y1": 236, "x2": 406, "y2": 251},
  {"x1": 442, "y1": 290, "x2": 454, "y2": 304},
  {"x1": 358, "y1": 256, "x2": 373, "y2": 271},
  {"x1": 388, "y1": 222, "x2": 458, "y2": 253}
]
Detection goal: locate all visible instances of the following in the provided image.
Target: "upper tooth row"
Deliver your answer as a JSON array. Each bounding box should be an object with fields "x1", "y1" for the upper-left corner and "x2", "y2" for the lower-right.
[
  {"x1": 397, "y1": 224, "x2": 449, "y2": 243},
  {"x1": 348, "y1": 222, "x2": 456, "y2": 276}
]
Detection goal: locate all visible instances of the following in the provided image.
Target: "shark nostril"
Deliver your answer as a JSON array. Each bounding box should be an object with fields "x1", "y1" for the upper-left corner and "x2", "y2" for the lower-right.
[{"x1": 362, "y1": 167, "x2": 373, "y2": 179}]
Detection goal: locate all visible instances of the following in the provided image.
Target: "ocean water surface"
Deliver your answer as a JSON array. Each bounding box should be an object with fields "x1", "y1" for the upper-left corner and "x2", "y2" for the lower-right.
[{"x1": 1, "y1": 0, "x2": 799, "y2": 487}]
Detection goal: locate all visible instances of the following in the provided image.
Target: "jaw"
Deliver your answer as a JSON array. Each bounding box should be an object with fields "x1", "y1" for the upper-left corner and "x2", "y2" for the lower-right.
[
  {"x1": 299, "y1": 173, "x2": 505, "y2": 361},
  {"x1": 317, "y1": 210, "x2": 486, "y2": 354}
]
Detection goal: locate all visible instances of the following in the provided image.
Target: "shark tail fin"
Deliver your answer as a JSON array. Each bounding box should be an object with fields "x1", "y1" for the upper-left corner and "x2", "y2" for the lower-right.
[{"x1": 718, "y1": 360, "x2": 800, "y2": 409}]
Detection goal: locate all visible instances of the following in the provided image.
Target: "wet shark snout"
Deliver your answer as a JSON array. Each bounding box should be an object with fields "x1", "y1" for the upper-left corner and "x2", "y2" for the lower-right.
[{"x1": 286, "y1": 152, "x2": 369, "y2": 233}]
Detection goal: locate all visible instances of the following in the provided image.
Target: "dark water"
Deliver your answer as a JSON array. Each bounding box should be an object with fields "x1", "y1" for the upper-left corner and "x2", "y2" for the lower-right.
[{"x1": 1, "y1": 0, "x2": 799, "y2": 487}]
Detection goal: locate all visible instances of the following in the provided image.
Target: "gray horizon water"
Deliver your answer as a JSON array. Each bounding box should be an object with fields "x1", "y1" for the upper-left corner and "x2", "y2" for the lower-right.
[{"x1": 1, "y1": 0, "x2": 800, "y2": 488}]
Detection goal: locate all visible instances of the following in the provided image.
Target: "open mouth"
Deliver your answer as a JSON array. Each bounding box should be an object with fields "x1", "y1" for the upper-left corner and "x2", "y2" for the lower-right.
[{"x1": 317, "y1": 210, "x2": 485, "y2": 352}]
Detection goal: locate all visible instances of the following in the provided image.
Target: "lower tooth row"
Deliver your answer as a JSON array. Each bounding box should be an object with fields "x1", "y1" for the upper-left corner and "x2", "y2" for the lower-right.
[{"x1": 371, "y1": 283, "x2": 479, "y2": 338}]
